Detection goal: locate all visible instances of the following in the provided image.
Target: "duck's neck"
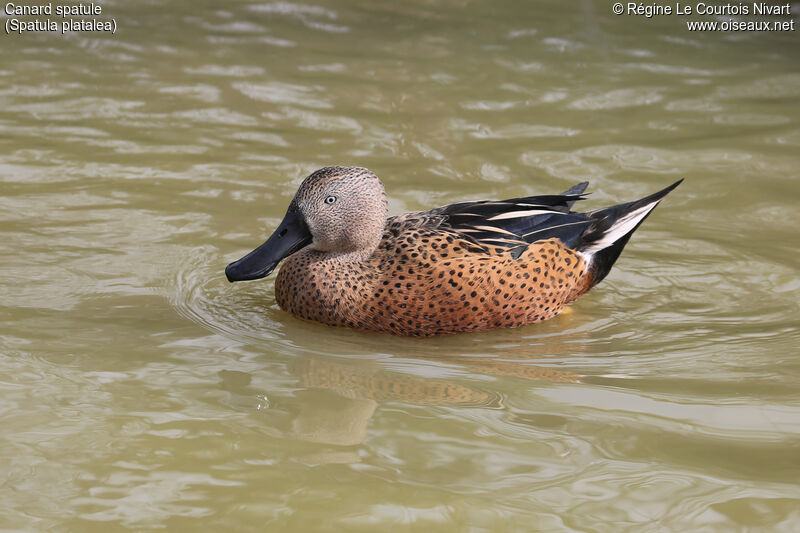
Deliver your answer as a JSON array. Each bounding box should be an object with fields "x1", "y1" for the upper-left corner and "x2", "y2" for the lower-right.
[{"x1": 310, "y1": 247, "x2": 375, "y2": 265}]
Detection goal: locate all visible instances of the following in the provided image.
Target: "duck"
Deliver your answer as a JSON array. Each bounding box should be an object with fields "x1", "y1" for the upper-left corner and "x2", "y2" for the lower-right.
[{"x1": 226, "y1": 166, "x2": 681, "y2": 336}]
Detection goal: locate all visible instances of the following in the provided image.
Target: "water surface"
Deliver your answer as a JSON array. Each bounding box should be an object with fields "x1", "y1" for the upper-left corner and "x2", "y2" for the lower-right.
[{"x1": 1, "y1": 0, "x2": 799, "y2": 531}]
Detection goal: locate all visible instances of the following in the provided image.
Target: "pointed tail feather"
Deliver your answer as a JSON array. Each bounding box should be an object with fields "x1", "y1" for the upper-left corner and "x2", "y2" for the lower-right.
[
  {"x1": 578, "y1": 179, "x2": 682, "y2": 285},
  {"x1": 560, "y1": 181, "x2": 589, "y2": 210}
]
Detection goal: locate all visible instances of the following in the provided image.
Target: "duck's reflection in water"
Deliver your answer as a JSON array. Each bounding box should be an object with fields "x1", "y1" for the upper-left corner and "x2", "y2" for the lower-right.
[{"x1": 284, "y1": 342, "x2": 582, "y2": 454}]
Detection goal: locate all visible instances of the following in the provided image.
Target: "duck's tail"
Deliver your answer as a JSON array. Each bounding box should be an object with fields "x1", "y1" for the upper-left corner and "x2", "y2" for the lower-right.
[{"x1": 577, "y1": 179, "x2": 683, "y2": 287}]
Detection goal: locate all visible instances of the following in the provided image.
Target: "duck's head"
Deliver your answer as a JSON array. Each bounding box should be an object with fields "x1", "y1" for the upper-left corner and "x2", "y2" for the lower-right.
[{"x1": 225, "y1": 166, "x2": 388, "y2": 282}]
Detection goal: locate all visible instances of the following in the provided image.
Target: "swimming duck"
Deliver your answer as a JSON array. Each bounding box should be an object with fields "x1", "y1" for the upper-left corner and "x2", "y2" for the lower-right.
[{"x1": 226, "y1": 166, "x2": 681, "y2": 336}]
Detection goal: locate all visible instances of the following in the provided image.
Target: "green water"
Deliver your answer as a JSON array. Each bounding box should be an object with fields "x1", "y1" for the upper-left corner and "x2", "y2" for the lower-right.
[{"x1": 2, "y1": 0, "x2": 799, "y2": 530}]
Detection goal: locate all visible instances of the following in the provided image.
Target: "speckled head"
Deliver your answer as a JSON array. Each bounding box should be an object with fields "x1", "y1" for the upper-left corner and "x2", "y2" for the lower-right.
[
  {"x1": 225, "y1": 166, "x2": 388, "y2": 282},
  {"x1": 292, "y1": 166, "x2": 388, "y2": 253}
]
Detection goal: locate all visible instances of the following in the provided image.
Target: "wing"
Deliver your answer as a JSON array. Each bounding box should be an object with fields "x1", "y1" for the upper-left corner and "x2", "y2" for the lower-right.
[{"x1": 435, "y1": 182, "x2": 594, "y2": 257}]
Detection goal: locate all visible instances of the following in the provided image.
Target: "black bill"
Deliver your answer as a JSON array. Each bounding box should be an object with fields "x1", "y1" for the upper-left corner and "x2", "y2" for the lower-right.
[{"x1": 225, "y1": 209, "x2": 312, "y2": 282}]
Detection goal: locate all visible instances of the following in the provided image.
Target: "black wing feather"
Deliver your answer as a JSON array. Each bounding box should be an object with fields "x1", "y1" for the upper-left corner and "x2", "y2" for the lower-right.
[{"x1": 437, "y1": 183, "x2": 593, "y2": 252}]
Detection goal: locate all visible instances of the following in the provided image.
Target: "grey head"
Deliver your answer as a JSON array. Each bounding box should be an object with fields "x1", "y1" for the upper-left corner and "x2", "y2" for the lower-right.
[{"x1": 225, "y1": 166, "x2": 389, "y2": 282}]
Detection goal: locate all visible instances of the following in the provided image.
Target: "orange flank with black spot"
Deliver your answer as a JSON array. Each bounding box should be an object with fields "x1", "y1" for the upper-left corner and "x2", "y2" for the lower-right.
[{"x1": 227, "y1": 166, "x2": 681, "y2": 336}]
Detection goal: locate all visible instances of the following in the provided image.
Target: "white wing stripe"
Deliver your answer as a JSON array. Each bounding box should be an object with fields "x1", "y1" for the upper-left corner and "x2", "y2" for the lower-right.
[
  {"x1": 471, "y1": 225, "x2": 519, "y2": 236},
  {"x1": 523, "y1": 220, "x2": 587, "y2": 237},
  {"x1": 487, "y1": 209, "x2": 564, "y2": 221}
]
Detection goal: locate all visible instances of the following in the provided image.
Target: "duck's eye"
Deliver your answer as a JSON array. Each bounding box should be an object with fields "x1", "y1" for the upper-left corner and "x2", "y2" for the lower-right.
[{"x1": 324, "y1": 195, "x2": 337, "y2": 205}]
